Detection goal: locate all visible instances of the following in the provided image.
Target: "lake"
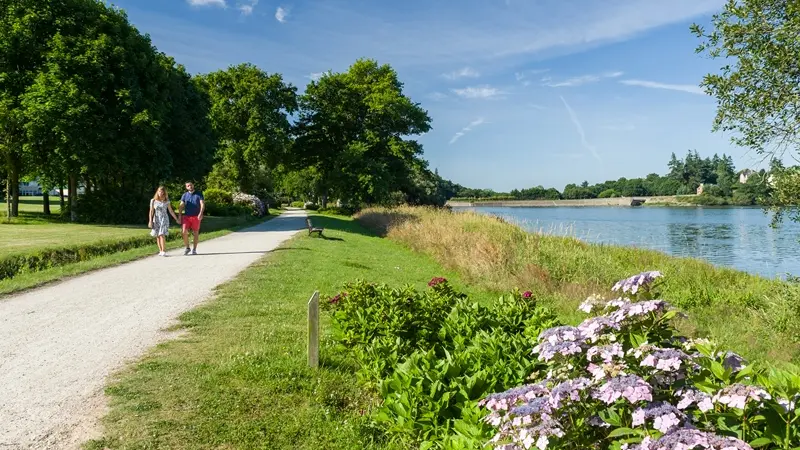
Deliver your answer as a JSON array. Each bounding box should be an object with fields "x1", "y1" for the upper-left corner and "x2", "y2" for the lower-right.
[{"x1": 459, "y1": 206, "x2": 800, "y2": 279}]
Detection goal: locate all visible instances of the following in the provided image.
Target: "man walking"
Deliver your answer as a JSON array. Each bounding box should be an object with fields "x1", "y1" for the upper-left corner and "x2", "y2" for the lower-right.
[{"x1": 179, "y1": 181, "x2": 205, "y2": 255}]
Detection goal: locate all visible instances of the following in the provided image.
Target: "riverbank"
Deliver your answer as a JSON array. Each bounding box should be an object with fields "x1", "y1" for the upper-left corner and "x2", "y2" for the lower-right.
[
  {"x1": 355, "y1": 206, "x2": 800, "y2": 364},
  {"x1": 446, "y1": 195, "x2": 691, "y2": 208}
]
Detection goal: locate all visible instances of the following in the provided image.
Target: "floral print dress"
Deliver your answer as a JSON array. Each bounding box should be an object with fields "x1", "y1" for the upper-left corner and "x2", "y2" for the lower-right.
[{"x1": 151, "y1": 199, "x2": 170, "y2": 236}]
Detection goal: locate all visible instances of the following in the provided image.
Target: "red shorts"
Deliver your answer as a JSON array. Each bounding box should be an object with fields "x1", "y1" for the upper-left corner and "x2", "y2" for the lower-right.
[{"x1": 182, "y1": 215, "x2": 201, "y2": 232}]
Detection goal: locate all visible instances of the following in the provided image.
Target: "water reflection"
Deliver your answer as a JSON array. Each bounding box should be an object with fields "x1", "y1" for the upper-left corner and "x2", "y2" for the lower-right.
[{"x1": 466, "y1": 206, "x2": 800, "y2": 279}]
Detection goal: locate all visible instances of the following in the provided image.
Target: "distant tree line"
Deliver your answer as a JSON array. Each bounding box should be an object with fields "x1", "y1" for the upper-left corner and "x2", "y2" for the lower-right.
[
  {"x1": 1, "y1": 0, "x2": 457, "y2": 223},
  {"x1": 450, "y1": 151, "x2": 781, "y2": 206}
]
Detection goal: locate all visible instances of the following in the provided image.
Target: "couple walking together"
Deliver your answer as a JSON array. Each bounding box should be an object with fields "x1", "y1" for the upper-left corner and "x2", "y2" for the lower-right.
[{"x1": 148, "y1": 181, "x2": 205, "y2": 256}]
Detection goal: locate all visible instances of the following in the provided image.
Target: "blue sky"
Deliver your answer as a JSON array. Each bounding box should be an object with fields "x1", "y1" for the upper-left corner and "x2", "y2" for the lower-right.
[{"x1": 112, "y1": 0, "x2": 771, "y2": 192}]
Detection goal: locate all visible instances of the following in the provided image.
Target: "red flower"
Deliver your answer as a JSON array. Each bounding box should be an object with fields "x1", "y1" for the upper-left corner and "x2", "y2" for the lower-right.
[
  {"x1": 428, "y1": 277, "x2": 447, "y2": 287},
  {"x1": 522, "y1": 291, "x2": 533, "y2": 299}
]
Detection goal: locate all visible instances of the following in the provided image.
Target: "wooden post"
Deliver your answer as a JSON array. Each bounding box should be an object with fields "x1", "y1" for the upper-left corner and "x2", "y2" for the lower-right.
[{"x1": 307, "y1": 291, "x2": 320, "y2": 368}]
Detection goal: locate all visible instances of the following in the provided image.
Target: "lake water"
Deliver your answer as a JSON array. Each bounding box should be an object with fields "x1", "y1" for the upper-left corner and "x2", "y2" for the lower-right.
[{"x1": 460, "y1": 206, "x2": 800, "y2": 279}]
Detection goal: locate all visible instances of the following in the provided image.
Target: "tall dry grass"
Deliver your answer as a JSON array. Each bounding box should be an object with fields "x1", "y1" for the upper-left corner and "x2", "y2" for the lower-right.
[{"x1": 356, "y1": 206, "x2": 800, "y2": 364}]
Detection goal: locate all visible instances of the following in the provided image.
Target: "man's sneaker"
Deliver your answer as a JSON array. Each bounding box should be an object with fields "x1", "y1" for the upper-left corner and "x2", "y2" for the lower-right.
[
  {"x1": 184, "y1": 248, "x2": 191, "y2": 256},
  {"x1": 191, "y1": 249, "x2": 198, "y2": 255}
]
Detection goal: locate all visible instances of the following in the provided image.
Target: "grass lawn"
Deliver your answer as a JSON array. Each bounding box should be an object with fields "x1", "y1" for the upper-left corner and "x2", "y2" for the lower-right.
[
  {"x1": 0, "y1": 214, "x2": 275, "y2": 296},
  {"x1": 86, "y1": 214, "x2": 492, "y2": 450},
  {"x1": 0, "y1": 195, "x2": 63, "y2": 215}
]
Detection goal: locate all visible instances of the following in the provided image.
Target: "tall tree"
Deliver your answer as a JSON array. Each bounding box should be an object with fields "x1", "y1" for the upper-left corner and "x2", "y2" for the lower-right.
[
  {"x1": 691, "y1": 0, "x2": 800, "y2": 156},
  {"x1": 200, "y1": 64, "x2": 297, "y2": 194},
  {"x1": 294, "y1": 59, "x2": 431, "y2": 207}
]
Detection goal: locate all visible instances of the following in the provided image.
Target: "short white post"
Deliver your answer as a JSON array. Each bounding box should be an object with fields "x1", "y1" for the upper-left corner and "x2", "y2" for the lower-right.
[{"x1": 307, "y1": 291, "x2": 320, "y2": 368}]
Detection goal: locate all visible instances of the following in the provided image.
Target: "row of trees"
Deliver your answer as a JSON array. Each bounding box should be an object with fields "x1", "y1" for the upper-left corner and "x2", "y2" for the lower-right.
[
  {"x1": 1, "y1": 0, "x2": 455, "y2": 223},
  {"x1": 452, "y1": 151, "x2": 782, "y2": 205}
]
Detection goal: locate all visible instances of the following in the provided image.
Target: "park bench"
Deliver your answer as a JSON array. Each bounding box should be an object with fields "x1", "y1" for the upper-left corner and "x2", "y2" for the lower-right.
[{"x1": 306, "y1": 218, "x2": 324, "y2": 237}]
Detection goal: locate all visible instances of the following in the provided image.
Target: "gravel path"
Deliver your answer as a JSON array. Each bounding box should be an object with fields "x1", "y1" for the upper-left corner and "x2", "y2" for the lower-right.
[{"x1": 0, "y1": 210, "x2": 306, "y2": 449}]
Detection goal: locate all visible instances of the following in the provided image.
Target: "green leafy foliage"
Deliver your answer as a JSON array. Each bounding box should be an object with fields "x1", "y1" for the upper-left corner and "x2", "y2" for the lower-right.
[{"x1": 324, "y1": 279, "x2": 560, "y2": 448}]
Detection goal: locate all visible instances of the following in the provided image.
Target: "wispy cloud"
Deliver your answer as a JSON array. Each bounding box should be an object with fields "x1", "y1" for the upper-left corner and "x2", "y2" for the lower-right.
[
  {"x1": 545, "y1": 71, "x2": 623, "y2": 88},
  {"x1": 619, "y1": 79, "x2": 705, "y2": 95},
  {"x1": 238, "y1": 0, "x2": 257, "y2": 15},
  {"x1": 306, "y1": 71, "x2": 328, "y2": 81},
  {"x1": 560, "y1": 96, "x2": 601, "y2": 162},
  {"x1": 275, "y1": 6, "x2": 289, "y2": 23},
  {"x1": 428, "y1": 92, "x2": 448, "y2": 101},
  {"x1": 449, "y1": 118, "x2": 486, "y2": 144},
  {"x1": 528, "y1": 103, "x2": 546, "y2": 110},
  {"x1": 443, "y1": 67, "x2": 480, "y2": 80},
  {"x1": 187, "y1": 0, "x2": 227, "y2": 7},
  {"x1": 452, "y1": 85, "x2": 504, "y2": 99}
]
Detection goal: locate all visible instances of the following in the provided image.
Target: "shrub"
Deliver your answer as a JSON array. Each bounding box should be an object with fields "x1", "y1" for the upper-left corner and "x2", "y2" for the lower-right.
[
  {"x1": 480, "y1": 271, "x2": 800, "y2": 450},
  {"x1": 204, "y1": 188, "x2": 233, "y2": 206},
  {"x1": 75, "y1": 188, "x2": 151, "y2": 224},
  {"x1": 204, "y1": 202, "x2": 251, "y2": 217},
  {"x1": 598, "y1": 189, "x2": 618, "y2": 198},
  {"x1": 685, "y1": 194, "x2": 729, "y2": 206},
  {"x1": 318, "y1": 206, "x2": 360, "y2": 216},
  {"x1": 290, "y1": 201, "x2": 305, "y2": 208},
  {"x1": 233, "y1": 192, "x2": 266, "y2": 217},
  {"x1": 324, "y1": 279, "x2": 560, "y2": 448},
  {"x1": 304, "y1": 201, "x2": 319, "y2": 211}
]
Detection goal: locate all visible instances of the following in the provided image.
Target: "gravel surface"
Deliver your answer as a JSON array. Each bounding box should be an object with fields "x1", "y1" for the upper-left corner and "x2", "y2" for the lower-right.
[{"x1": 0, "y1": 210, "x2": 306, "y2": 449}]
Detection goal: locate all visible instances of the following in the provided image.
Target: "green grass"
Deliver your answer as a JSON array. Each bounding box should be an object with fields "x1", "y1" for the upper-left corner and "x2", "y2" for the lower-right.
[
  {"x1": 356, "y1": 206, "x2": 800, "y2": 365},
  {"x1": 0, "y1": 214, "x2": 274, "y2": 297},
  {"x1": 86, "y1": 215, "x2": 490, "y2": 450},
  {"x1": 1, "y1": 195, "x2": 63, "y2": 215}
]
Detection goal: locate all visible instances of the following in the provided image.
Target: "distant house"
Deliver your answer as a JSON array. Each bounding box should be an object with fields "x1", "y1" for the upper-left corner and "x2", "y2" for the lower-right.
[
  {"x1": 696, "y1": 183, "x2": 704, "y2": 195},
  {"x1": 739, "y1": 169, "x2": 754, "y2": 184},
  {"x1": 18, "y1": 179, "x2": 83, "y2": 196}
]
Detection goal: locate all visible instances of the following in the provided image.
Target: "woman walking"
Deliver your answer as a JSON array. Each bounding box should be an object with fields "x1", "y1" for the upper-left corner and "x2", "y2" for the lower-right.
[{"x1": 149, "y1": 186, "x2": 180, "y2": 256}]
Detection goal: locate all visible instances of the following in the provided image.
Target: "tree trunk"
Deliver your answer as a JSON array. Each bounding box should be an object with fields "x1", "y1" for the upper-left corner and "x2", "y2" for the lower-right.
[
  {"x1": 42, "y1": 191, "x2": 51, "y2": 215},
  {"x1": 9, "y1": 166, "x2": 19, "y2": 217},
  {"x1": 59, "y1": 185, "x2": 65, "y2": 211},
  {"x1": 5, "y1": 178, "x2": 10, "y2": 221},
  {"x1": 320, "y1": 194, "x2": 328, "y2": 209},
  {"x1": 68, "y1": 173, "x2": 78, "y2": 222}
]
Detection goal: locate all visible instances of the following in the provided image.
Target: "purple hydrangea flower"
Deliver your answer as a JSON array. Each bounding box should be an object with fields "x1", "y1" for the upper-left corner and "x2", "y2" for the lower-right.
[
  {"x1": 612, "y1": 271, "x2": 663, "y2": 295},
  {"x1": 676, "y1": 388, "x2": 714, "y2": 412},
  {"x1": 608, "y1": 300, "x2": 671, "y2": 323},
  {"x1": 587, "y1": 343, "x2": 624, "y2": 363},
  {"x1": 593, "y1": 375, "x2": 653, "y2": 404},
  {"x1": 549, "y1": 377, "x2": 592, "y2": 408},
  {"x1": 577, "y1": 316, "x2": 621, "y2": 342},
  {"x1": 533, "y1": 340, "x2": 585, "y2": 361},
  {"x1": 713, "y1": 384, "x2": 771, "y2": 409},
  {"x1": 640, "y1": 428, "x2": 753, "y2": 450},
  {"x1": 538, "y1": 326, "x2": 582, "y2": 344},
  {"x1": 722, "y1": 351, "x2": 747, "y2": 372},
  {"x1": 480, "y1": 382, "x2": 550, "y2": 412},
  {"x1": 631, "y1": 402, "x2": 687, "y2": 433},
  {"x1": 639, "y1": 348, "x2": 693, "y2": 372}
]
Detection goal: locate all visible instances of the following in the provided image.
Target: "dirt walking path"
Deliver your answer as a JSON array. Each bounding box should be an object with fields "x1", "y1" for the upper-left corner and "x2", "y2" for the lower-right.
[{"x1": 0, "y1": 210, "x2": 306, "y2": 449}]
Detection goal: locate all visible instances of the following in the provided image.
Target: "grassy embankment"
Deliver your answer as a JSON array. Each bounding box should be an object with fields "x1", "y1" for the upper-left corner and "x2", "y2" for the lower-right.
[
  {"x1": 86, "y1": 214, "x2": 491, "y2": 450},
  {"x1": 0, "y1": 197, "x2": 273, "y2": 296},
  {"x1": 356, "y1": 206, "x2": 800, "y2": 365}
]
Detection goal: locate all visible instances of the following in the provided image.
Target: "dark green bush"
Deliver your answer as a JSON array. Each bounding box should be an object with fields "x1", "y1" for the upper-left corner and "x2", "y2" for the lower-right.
[
  {"x1": 75, "y1": 188, "x2": 151, "y2": 224},
  {"x1": 204, "y1": 202, "x2": 251, "y2": 217},
  {"x1": 318, "y1": 206, "x2": 360, "y2": 216},
  {"x1": 324, "y1": 279, "x2": 560, "y2": 448},
  {"x1": 290, "y1": 201, "x2": 305, "y2": 208},
  {"x1": 685, "y1": 193, "x2": 729, "y2": 206},
  {"x1": 204, "y1": 188, "x2": 233, "y2": 206},
  {"x1": 597, "y1": 189, "x2": 618, "y2": 198}
]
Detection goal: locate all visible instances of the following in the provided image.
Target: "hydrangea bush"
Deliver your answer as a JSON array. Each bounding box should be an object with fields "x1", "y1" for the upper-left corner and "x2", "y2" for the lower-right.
[
  {"x1": 233, "y1": 192, "x2": 266, "y2": 217},
  {"x1": 480, "y1": 271, "x2": 800, "y2": 450}
]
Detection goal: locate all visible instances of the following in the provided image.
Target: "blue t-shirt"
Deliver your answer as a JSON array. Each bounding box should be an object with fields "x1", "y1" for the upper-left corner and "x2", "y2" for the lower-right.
[{"x1": 181, "y1": 191, "x2": 204, "y2": 216}]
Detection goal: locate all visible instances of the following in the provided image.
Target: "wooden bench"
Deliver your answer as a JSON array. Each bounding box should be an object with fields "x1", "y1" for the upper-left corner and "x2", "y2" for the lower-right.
[{"x1": 306, "y1": 218, "x2": 324, "y2": 237}]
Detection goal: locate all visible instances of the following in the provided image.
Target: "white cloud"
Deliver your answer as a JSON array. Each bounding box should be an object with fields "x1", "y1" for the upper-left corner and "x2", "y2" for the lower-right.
[
  {"x1": 545, "y1": 71, "x2": 622, "y2": 87},
  {"x1": 428, "y1": 92, "x2": 448, "y2": 101},
  {"x1": 528, "y1": 103, "x2": 546, "y2": 110},
  {"x1": 187, "y1": 0, "x2": 227, "y2": 7},
  {"x1": 452, "y1": 85, "x2": 504, "y2": 99},
  {"x1": 560, "y1": 96, "x2": 601, "y2": 162},
  {"x1": 449, "y1": 118, "x2": 486, "y2": 144},
  {"x1": 443, "y1": 67, "x2": 480, "y2": 80},
  {"x1": 275, "y1": 6, "x2": 289, "y2": 23},
  {"x1": 238, "y1": 0, "x2": 257, "y2": 15},
  {"x1": 619, "y1": 79, "x2": 705, "y2": 95},
  {"x1": 306, "y1": 72, "x2": 326, "y2": 81}
]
